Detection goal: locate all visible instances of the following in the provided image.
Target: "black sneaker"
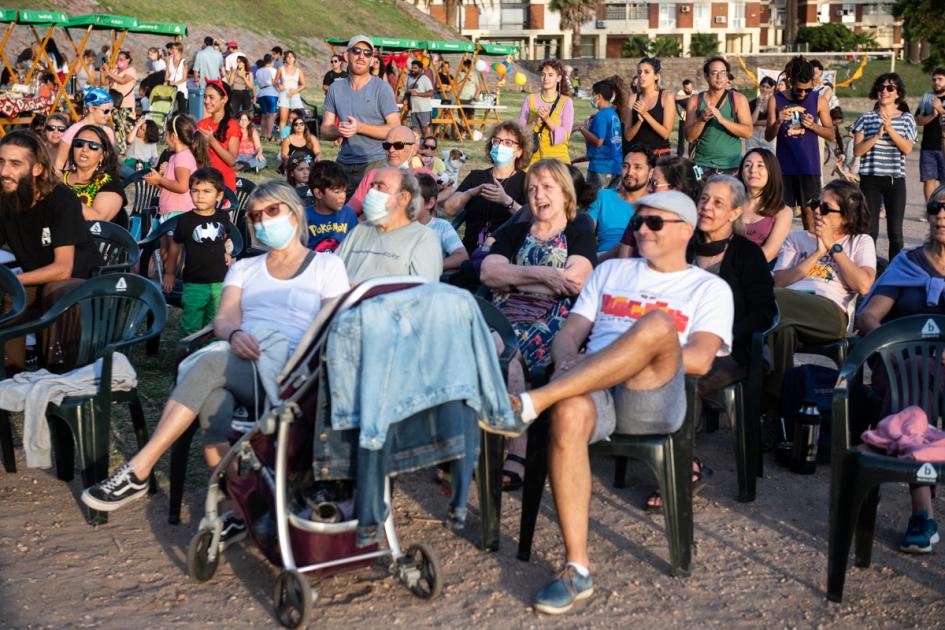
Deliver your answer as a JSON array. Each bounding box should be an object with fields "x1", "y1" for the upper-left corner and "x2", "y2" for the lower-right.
[
  {"x1": 81, "y1": 464, "x2": 149, "y2": 512},
  {"x1": 219, "y1": 511, "x2": 247, "y2": 551}
]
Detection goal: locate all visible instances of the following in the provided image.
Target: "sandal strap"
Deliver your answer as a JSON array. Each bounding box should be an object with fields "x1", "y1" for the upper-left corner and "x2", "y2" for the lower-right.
[{"x1": 505, "y1": 453, "x2": 527, "y2": 466}]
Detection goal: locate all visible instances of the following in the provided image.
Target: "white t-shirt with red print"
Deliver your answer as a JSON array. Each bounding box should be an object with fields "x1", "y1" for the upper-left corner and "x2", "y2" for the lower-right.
[{"x1": 570, "y1": 258, "x2": 734, "y2": 356}]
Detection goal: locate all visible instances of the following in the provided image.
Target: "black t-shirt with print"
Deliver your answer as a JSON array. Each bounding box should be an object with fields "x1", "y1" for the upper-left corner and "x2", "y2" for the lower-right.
[
  {"x1": 322, "y1": 69, "x2": 347, "y2": 88},
  {"x1": 0, "y1": 183, "x2": 103, "y2": 278},
  {"x1": 920, "y1": 94, "x2": 945, "y2": 151},
  {"x1": 66, "y1": 174, "x2": 129, "y2": 230},
  {"x1": 455, "y1": 168, "x2": 527, "y2": 253},
  {"x1": 173, "y1": 209, "x2": 232, "y2": 284}
]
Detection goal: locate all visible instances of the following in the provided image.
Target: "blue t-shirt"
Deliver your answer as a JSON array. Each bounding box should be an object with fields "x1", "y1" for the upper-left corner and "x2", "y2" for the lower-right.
[
  {"x1": 586, "y1": 188, "x2": 635, "y2": 253},
  {"x1": 586, "y1": 107, "x2": 622, "y2": 176},
  {"x1": 323, "y1": 76, "x2": 399, "y2": 164},
  {"x1": 304, "y1": 205, "x2": 359, "y2": 253},
  {"x1": 424, "y1": 217, "x2": 464, "y2": 257}
]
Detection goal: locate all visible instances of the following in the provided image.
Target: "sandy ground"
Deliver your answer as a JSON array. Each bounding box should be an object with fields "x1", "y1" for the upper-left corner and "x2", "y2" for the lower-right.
[{"x1": 2, "y1": 151, "x2": 945, "y2": 629}]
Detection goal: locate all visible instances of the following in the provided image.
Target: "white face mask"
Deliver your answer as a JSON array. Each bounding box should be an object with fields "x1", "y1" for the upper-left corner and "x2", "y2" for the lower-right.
[{"x1": 362, "y1": 188, "x2": 391, "y2": 225}]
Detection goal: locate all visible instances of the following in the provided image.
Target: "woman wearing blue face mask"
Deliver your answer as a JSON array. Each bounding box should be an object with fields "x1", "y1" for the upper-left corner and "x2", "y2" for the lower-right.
[
  {"x1": 443, "y1": 121, "x2": 533, "y2": 253},
  {"x1": 82, "y1": 181, "x2": 350, "y2": 521}
]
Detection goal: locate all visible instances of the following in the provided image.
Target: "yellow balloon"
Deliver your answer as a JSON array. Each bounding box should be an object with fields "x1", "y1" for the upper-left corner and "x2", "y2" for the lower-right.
[{"x1": 514, "y1": 72, "x2": 526, "y2": 86}]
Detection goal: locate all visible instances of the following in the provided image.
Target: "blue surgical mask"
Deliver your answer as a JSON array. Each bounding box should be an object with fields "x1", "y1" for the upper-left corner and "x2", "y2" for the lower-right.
[
  {"x1": 363, "y1": 188, "x2": 391, "y2": 225},
  {"x1": 590, "y1": 97, "x2": 599, "y2": 109},
  {"x1": 254, "y1": 214, "x2": 297, "y2": 250},
  {"x1": 490, "y1": 143, "x2": 515, "y2": 166}
]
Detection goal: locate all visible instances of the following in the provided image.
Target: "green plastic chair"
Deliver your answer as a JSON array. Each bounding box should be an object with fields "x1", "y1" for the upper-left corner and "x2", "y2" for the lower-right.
[
  {"x1": 827, "y1": 314, "x2": 945, "y2": 602},
  {"x1": 0, "y1": 274, "x2": 168, "y2": 524},
  {"x1": 87, "y1": 220, "x2": 140, "y2": 275},
  {"x1": 122, "y1": 169, "x2": 160, "y2": 241},
  {"x1": 0, "y1": 265, "x2": 27, "y2": 473},
  {"x1": 517, "y1": 376, "x2": 698, "y2": 577}
]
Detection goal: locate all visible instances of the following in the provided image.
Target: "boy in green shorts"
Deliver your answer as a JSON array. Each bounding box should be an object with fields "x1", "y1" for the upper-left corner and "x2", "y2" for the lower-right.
[{"x1": 163, "y1": 167, "x2": 233, "y2": 335}]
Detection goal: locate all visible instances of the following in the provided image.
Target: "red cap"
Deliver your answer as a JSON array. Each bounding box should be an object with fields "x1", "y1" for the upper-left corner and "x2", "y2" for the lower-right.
[{"x1": 226, "y1": 41, "x2": 237, "y2": 48}]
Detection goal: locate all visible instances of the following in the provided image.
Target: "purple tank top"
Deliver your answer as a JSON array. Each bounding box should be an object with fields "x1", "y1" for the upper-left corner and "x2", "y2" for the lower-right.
[
  {"x1": 774, "y1": 90, "x2": 821, "y2": 176},
  {"x1": 744, "y1": 215, "x2": 776, "y2": 246}
]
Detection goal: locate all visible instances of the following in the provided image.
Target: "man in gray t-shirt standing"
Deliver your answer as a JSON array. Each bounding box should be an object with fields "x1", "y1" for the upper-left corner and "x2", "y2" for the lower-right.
[
  {"x1": 192, "y1": 36, "x2": 224, "y2": 120},
  {"x1": 321, "y1": 34, "x2": 400, "y2": 199}
]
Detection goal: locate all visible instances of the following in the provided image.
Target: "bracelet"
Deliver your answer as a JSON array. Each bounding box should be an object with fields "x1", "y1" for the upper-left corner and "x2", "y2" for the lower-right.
[{"x1": 228, "y1": 329, "x2": 243, "y2": 343}]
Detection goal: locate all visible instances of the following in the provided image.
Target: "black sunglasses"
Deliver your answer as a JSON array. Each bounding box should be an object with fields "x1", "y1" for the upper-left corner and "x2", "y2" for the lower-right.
[
  {"x1": 382, "y1": 141, "x2": 414, "y2": 151},
  {"x1": 292, "y1": 121, "x2": 306, "y2": 126},
  {"x1": 45, "y1": 124, "x2": 66, "y2": 132},
  {"x1": 422, "y1": 144, "x2": 437, "y2": 150},
  {"x1": 808, "y1": 199, "x2": 842, "y2": 215},
  {"x1": 349, "y1": 46, "x2": 374, "y2": 57},
  {"x1": 879, "y1": 84, "x2": 898, "y2": 93},
  {"x1": 927, "y1": 201, "x2": 945, "y2": 215},
  {"x1": 629, "y1": 214, "x2": 687, "y2": 232},
  {"x1": 72, "y1": 138, "x2": 104, "y2": 151},
  {"x1": 793, "y1": 86, "x2": 813, "y2": 95}
]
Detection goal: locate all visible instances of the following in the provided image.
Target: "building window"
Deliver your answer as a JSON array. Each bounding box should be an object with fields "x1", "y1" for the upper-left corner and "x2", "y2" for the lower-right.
[
  {"x1": 628, "y1": 2, "x2": 648, "y2": 20},
  {"x1": 501, "y1": 2, "x2": 528, "y2": 29},
  {"x1": 818, "y1": 4, "x2": 830, "y2": 23},
  {"x1": 659, "y1": 3, "x2": 676, "y2": 28},
  {"x1": 694, "y1": 1, "x2": 711, "y2": 29},
  {"x1": 730, "y1": 1, "x2": 745, "y2": 28},
  {"x1": 605, "y1": 3, "x2": 626, "y2": 20},
  {"x1": 841, "y1": 2, "x2": 856, "y2": 22},
  {"x1": 579, "y1": 38, "x2": 596, "y2": 58}
]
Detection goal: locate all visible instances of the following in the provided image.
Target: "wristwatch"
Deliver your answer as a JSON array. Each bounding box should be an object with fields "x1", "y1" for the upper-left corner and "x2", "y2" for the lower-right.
[
  {"x1": 829, "y1": 243, "x2": 843, "y2": 257},
  {"x1": 505, "y1": 198, "x2": 514, "y2": 210}
]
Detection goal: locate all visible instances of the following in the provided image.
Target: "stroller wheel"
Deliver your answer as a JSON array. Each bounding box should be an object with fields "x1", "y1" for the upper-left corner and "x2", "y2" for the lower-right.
[
  {"x1": 401, "y1": 543, "x2": 443, "y2": 600},
  {"x1": 187, "y1": 529, "x2": 220, "y2": 582},
  {"x1": 273, "y1": 570, "x2": 313, "y2": 629}
]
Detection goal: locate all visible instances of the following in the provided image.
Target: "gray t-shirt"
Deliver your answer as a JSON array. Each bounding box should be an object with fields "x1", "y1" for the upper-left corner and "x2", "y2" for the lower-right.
[
  {"x1": 407, "y1": 74, "x2": 434, "y2": 114},
  {"x1": 338, "y1": 221, "x2": 443, "y2": 284},
  {"x1": 324, "y1": 76, "x2": 398, "y2": 164}
]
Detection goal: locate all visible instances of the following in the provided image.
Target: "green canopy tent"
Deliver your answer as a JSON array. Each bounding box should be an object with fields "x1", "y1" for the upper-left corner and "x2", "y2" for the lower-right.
[{"x1": 129, "y1": 20, "x2": 188, "y2": 38}]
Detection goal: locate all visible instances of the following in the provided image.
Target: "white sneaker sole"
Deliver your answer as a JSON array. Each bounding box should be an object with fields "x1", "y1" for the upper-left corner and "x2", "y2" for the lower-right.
[
  {"x1": 900, "y1": 531, "x2": 939, "y2": 554},
  {"x1": 219, "y1": 528, "x2": 247, "y2": 552},
  {"x1": 80, "y1": 486, "x2": 149, "y2": 512},
  {"x1": 534, "y1": 587, "x2": 593, "y2": 615}
]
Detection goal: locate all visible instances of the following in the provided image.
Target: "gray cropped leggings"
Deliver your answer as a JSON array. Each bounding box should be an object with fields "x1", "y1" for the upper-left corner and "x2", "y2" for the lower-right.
[{"x1": 171, "y1": 349, "x2": 262, "y2": 444}]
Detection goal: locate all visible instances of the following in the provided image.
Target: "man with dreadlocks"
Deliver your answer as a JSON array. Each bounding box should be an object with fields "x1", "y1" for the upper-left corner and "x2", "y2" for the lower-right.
[
  {"x1": 765, "y1": 55, "x2": 836, "y2": 229},
  {"x1": 0, "y1": 131, "x2": 103, "y2": 369}
]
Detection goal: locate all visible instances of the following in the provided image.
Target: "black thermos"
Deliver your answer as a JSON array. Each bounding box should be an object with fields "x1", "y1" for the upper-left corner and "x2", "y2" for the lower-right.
[{"x1": 792, "y1": 400, "x2": 821, "y2": 475}]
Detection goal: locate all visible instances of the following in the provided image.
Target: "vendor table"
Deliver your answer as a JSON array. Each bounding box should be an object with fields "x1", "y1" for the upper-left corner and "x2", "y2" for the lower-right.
[
  {"x1": 432, "y1": 103, "x2": 507, "y2": 141},
  {"x1": 0, "y1": 94, "x2": 51, "y2": 136}
]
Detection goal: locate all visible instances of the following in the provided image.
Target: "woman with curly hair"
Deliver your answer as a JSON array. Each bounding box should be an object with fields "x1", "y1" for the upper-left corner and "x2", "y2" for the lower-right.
[
  {"x1": 519, "y1": 59, "x2": 573, "y2": 166},
  {"x1": 62, "y1": 124, "x2": 128, "y2": 227}
]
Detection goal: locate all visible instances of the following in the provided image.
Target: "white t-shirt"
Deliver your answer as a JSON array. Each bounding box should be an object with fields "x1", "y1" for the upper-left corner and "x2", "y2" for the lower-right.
[
  {"x1": 223, "y1": 252, "x2": 349, "y2": 353},
  {"x1": 773, "y1": 231, "x2": 876, "y2": 315},
  {"x1": 407, "y1": 73, "x2": 434, "y2": 113},
  {"x1": 571, "y1": 258, "x2": 734, "y2": 356}
]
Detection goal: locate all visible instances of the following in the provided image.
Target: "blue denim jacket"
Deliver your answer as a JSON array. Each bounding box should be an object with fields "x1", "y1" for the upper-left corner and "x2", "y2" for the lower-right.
[{"x1": 326, "y1": 283, "x2": 517, "y2": 449}]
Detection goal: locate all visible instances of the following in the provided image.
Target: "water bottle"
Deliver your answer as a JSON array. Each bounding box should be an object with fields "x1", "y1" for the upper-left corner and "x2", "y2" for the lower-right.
[{"x1": 791, "y1": 400, "x2": 821, "y2": 475}]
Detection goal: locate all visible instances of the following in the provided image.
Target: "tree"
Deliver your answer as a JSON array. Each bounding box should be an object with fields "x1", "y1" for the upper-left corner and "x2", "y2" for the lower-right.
[
  {"x1": 549, "y1": 0, "x2": 601, "y2": 58},
  {"x1": 795, "y1": 23, "x2": 876, "y2": 52},
  {"x1": 651, "y1": 36, "x2": 682, "y2": 58},
  {"x1": 689, "y1": 33, "x2": 719, "y2": 58},
  {"x1": 895, "y1": 0, "x2": 945, "y2": 71},
  {"x1": 621, "y1": 34, "x2": 650, "y2": 58}
]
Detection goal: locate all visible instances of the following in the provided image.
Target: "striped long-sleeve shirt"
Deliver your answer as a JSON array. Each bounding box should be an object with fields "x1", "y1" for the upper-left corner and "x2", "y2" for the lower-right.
[{"x1": 850, "y1": 110, "x2": 917, "y2": 178}]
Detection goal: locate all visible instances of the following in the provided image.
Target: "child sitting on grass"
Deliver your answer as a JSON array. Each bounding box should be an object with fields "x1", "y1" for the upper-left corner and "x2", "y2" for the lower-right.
[
  {"x1": 163, "y1": 167, "x2": 233, "y2": 335},
  {"x1": 304, "y1": 160, "x2": 358, "y2": 253}
]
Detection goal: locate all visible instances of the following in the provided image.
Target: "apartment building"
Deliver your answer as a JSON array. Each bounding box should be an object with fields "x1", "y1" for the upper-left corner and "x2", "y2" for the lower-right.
[{"x1": 413, "y1": 1, "x2": 901, "y2": 59}]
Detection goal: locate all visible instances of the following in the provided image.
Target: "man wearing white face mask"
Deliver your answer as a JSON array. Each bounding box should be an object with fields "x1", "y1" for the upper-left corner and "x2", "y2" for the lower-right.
[
  {"x1": 347, "y1": 125, "x2": 433, "y2": 216},
  {"x1": 337, "y1": 167, "x2": 443, "y2": 283}
]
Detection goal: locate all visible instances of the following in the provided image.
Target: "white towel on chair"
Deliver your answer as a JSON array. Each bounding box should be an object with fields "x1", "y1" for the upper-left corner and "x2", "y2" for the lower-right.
[{"x1": 0, "y1": 353, "x2": 137, "y2": 469}]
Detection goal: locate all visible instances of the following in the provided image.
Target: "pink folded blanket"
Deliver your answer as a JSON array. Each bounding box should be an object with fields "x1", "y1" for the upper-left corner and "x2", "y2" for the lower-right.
[{"x1": 861, "y1": 406, "x2": 945, "y2": 462}]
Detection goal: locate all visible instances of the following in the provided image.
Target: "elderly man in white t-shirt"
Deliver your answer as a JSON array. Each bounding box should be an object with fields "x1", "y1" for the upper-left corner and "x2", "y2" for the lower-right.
[{"x1": 503, "y1": 191, "x2": 734, "y2": 615}]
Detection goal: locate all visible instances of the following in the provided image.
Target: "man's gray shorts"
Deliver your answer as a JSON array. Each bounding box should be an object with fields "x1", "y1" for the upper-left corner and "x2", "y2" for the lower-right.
[
  {"x1": 411, "y1": 111, "x2": 432, "y2": 129},
  {"x1": 588, "y1": 365, "x2": 687, "y2": 444}
]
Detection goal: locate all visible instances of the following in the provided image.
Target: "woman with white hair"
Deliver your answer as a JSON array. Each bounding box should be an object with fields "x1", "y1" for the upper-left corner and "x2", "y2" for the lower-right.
[{"x1": 82, "y1": 181, "x2": 350, "y2": 530}]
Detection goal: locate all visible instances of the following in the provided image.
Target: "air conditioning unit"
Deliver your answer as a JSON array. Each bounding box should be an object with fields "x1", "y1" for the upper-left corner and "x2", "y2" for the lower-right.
[
  {"x1": 596, "y1": 20, "x2": 605, "y2": 28},
  {"x1": 714, "y1": 15, "x2": 726, "y2": 23},
  {"x1": 680, "y1": 5, "x2": 691, "y2": 13},
  {"x1": 835, "y1": 9, "x2": 843, "y2": 16}
]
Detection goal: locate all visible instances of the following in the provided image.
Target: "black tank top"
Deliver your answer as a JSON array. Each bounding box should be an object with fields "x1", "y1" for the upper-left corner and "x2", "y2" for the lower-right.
[{"x1": 630, "y1": 90, "x2": 671, "y2": 153}]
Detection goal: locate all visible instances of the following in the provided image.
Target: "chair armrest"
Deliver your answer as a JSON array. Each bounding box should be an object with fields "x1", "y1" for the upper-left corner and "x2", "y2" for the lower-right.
[
  {"x1": 831, "y1": 378, "x2": 852, "y2": 458},
  {"x1": 177, "y1": 325, "x2": 216, "y2": 354}
]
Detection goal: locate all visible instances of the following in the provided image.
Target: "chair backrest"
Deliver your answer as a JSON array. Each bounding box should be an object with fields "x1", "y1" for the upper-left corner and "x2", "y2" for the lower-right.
[
  {"x1": 0, "y1": 264, "x2": 26, "y2": 327},
  {"x1": 839, "y1": 314, "x2": 945, "y2": 429},
  {"x1": 87, "y1": 220, "x2": 141, "y2": 274},
  {"x1": 235, "y1": 177, "x2": 255, "y2": 213},
  {"x1": 123, "y1": 169, "x2": 160, "y2": 239},
  {"x1": 42, "y1": 273, "x2": 168, "y2": 366}
]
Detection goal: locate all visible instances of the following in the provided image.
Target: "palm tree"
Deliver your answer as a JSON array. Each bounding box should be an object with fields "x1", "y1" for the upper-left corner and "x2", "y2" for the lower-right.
[{"x1": 549, "y1": 0, "x2": 601, "y2": 58}]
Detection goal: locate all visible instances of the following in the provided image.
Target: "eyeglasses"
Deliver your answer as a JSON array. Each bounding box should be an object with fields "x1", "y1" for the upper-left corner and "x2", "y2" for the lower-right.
[
  {"x1": 927, "y1": 201, "x2": 945, "y2": 215},
  {"x1": 629, "y1": 214, "x2": 687, "y2": 232},
  {"x1": 382, "y1": 141, "x2": 414, "y2": 151},
  {"x1": 72, "y1": 138, "x2": 104, "y2": 151},
  {"x1": 491, "y1": 137, "x2": 519, "y2": 148},
  {"x1": 707, "y1": 70, "x2": 727, "y2": 78},
  {"x1": 349, "y1": 46, "x2": 374, "y2": 58},
  {"x1": 248, "y1": 202, "x2": 283, "y2": 223},
  {"x1": 648, "y1": 180, "x2": 671, "y2": 190},
  {"x1": 45, "y1": 124, "x2": 66, "y2": 133},
  {"x1": 808, "y1": 199, "x2": 842, "y2": 215}
]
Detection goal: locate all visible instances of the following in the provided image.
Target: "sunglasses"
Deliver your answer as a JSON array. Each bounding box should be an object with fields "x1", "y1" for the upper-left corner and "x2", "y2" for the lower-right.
[
  {"x1": 792, "y1": 87, "x2": 813, "y2": 95},
  {"x1": 94, "y1": 107, "x2": 114, "y2": 115},
  {"x1": 72, "y1": 138, "x2": 104, "y2": 151},
  {"x1": 927, "y1": 201, "x2": 945, "y2": 215},
  {"x1": 292, "y1": 121, "x2": 306, "y2": 126},
  {"x1": 879, "y1": 84, "x2": 898, "y2": 93},
  {"x1": 45, "y1": 124, "x2": 66, "y2": 133},
  {"x1": 349, "y1": 46, "x2": 374, "y2": 57},
  {"x1": 382, "y1": 141, "x2": 414, "y2": 151},
  {"x1": 248, "y1": 203, "x2": 285, "y2": 223},
  {"x1": 422, "y1": 144, "x2": 437, "y2": 150},
  {"x1": 808, "y1": 199, "x2": 842, "y2": 215},
  {"x1": 629, "y1": 214, "x2": 687, "y2": 232}
]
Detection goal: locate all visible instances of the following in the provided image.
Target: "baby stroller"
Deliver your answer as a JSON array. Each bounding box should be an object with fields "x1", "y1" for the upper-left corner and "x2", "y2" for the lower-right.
[
  {"x1": 186, "y1": 277, "x2": 498, "y2": 628},
  {"x1": 146, "y1": 84, "x2": 178, "y2": 132}
]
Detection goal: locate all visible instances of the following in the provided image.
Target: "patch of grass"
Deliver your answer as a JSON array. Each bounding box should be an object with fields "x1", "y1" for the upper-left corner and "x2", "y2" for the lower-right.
[{"x1": 829, "y1": 60, "x2": 929, "y2": 99}]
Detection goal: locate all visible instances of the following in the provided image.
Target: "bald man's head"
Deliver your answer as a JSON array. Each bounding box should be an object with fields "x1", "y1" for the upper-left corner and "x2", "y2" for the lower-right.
[{"x1": 384, "y1": 125, "x2": 418, "y2": 167}]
